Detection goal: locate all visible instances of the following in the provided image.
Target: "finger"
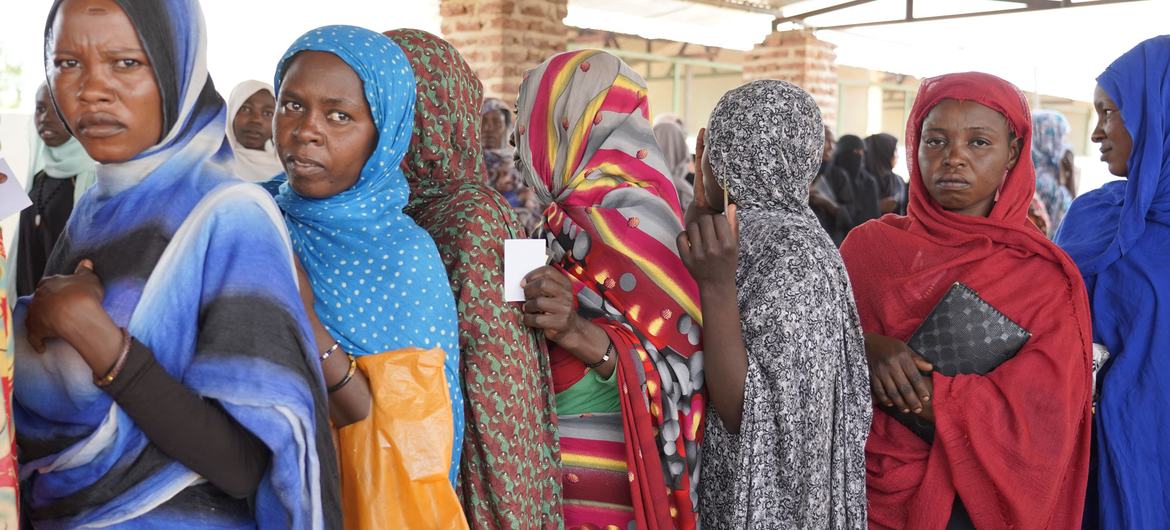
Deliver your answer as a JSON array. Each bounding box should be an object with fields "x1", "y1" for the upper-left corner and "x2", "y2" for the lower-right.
[
  {"x1": 676, "y1": 232, "x2": 693, "y2": 266},
  {"x1": 870, "y1": 375, "x2": 893, "y2": 408},
  {"x1": 693, "y1": 129, "x2": 708, "y2": 209},
  {"x1": 878, "y1": 372, "x2": 910, "y2": 413},
  {"x1": 74, "y1": 259, "x2": 95, "y2": 276},
  {"x1": 712, "y1": 210, "x2": 733, "y2": 243},
  {"x1": 523, "y1": 295, "x2": 571, "y2": 315},
  {"x1": 522, "y1": 265, "x2": 554, "y2": 287},
  {"x1": 685, "y1": 222, "x2": 705, "y2": 256},
  {"x1": 911, "y1": 354, "x2": 934, "y2": 373},
  {"x1": 697, "y1": 215, "x2": 719, "y2": 253},
  {"x1": 900, "y1": 356, "x2": 932, "y2": 402},
  {"x1": 727, "y1": 203, "x2": 739, "y2": 240},
  {"x1": 522, "y1": 312, "x2": 564, "y2": 332},
  {"x1": 887, "y1": 363, "x2": 923, "y2": 413}
]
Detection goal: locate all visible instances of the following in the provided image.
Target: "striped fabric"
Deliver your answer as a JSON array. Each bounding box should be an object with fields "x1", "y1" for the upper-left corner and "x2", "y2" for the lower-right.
[
  {"x1": 514, "y1": 49, "x2": 705, "y2": 530},
  {"x1": 559, "y1": 414, "x2": 633, "y2": 527}
]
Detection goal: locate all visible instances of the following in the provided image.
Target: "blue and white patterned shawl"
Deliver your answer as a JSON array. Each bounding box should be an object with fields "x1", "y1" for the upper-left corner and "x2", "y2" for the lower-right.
[
  {"x1": 14, "y1": 0, "x2": 340, "y2": 527},
  {"x1": 273, "y1": 26, "x2": 464, "y2": 483}
]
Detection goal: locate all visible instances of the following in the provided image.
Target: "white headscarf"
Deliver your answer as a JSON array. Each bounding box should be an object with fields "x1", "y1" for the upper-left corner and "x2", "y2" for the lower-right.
[{"x1": 225, "y1": 80, "x2": 282, "y2": 182}]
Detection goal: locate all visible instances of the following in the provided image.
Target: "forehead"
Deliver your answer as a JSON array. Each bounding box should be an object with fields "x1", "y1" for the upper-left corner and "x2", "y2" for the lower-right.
[
  {"x1": 244, "y1": 89, "x2": 275, "y2": 106},
  {"x1": 923, "y1": 99, "x2": 1009, "y2": 132},
  {"x1": 282, "y1": 51, "x2": 362, "y2": 94}
]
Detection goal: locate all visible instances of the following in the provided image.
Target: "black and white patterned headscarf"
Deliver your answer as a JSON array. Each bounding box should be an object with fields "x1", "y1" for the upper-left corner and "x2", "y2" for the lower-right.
[{"x1": 699, "y1": 79, "x2": 871, "y2": 529}]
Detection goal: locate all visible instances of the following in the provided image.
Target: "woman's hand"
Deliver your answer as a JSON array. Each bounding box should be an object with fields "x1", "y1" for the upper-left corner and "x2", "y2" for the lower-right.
[
  {"x1": 521, "y1": 266, "x2": 583, "y2": 346},
  {"x1": 26, "y1": 259, "x2": 123, "y2": 374},
  {"x1": 522, "y1": 266, "x2": 614, "y2": 376},
  {"x1": 678, "y1": 204, "x2": 739, "y2": 289},
  {"x1": 864, "y1": 333, "x2": 934, "y2": 414}
]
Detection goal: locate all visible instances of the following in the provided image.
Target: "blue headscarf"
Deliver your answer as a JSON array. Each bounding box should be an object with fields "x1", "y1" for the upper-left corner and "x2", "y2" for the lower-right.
[
  {"x1": 17, "y1": 0, "x2": 339, "y2": 528},
  {"x1": 1055, "y1": 35, "x2": 1170, "y2": 528},
  {"x1": 1031, "y1": 110, "x2": 1073, "y2": 234},
  {"x1": 272, "y1": 26, "x2": 464, "y2": 483}
]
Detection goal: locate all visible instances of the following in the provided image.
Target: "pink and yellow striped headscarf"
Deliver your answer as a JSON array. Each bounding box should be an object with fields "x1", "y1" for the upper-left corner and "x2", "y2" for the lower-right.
[{"x1": 515, "y1": 49, "x2": 704, "y2": 530}]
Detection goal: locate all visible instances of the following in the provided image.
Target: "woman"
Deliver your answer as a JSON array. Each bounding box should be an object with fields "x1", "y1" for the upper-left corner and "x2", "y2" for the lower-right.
[
  {"x1": 1032, "y1": 109, "x2": 1074, "y2": 235},
  {"x1": 680, "y1": 80, "x2": 870, "y2": 528},
  {"x1": 840, "y1": 72, "x2": 1093, "y2": 529},
  {"x1": 482, "y1": 97, "x2": 542, "y2": 236},
  {"x1": 864, "y1": 132, "x2": 906, "y2": 216},
  {"x1": 12, "y1": 83, "x2": 96, "y2": 298},
  {"x1": 224, "y1": 80, "x2": 282, "y2": 183},
  {"x1": 514, "y1": 49, "x2": 703, "y2": 529},
  {"x1": 1055, "y1": 36, "x2": 1170, "y2": 528},
  {"x1": 16, "y1": 0, "x2": 340, "y2": 527},
  {"x1": 653, "y1": 120, "x2": 695, "y2": 208},
  {"x1": 273, "y1": 25, "x2": 463, "y2": 483},
  {"x1": 824, "y1": 134, "x2": 881, "y2": 243},
  {"x1": 382, "y1": 28, "x2": 562, "y2": 529},
  {"x1": 0, "y1": 172, "x2": 17, "y2": 526}
]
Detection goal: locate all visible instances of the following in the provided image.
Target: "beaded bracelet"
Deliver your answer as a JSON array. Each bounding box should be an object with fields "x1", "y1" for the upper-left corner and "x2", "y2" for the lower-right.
[
  {"x1": 585, "y1": 341, "x2": 615, "y2": 370},
  {"x1": 95, "y1": 327, "x2": 133, "y2": 388},
  {"x1": 328, "y1": 354, "x2": 357, "y2": 393},
  {"x1": 320, "y1": 341, "x2": 341, "y2": 362}
]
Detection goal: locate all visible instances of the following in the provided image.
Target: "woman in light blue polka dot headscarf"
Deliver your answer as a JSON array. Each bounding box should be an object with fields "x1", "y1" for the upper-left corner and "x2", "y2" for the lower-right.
[{"x1": 273, "y1": 26, "x2": 463, "y2": 484}]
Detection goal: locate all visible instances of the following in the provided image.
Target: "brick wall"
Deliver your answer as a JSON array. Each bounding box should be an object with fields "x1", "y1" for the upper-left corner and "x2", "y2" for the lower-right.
[
  {"x1": 440, "y1": 0, "x2": 569, "y2": 105},
  {"x1": 744, "y1": 29, "x2": 838, "y2": 125}
]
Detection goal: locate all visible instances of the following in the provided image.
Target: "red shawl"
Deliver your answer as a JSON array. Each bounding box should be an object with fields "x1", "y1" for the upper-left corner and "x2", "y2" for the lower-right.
[{"x1": 839, "y1": 72, "x2": 1093, "y2": 530}]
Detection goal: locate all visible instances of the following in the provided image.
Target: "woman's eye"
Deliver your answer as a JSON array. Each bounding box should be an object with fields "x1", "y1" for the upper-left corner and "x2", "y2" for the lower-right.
[
  {"x1": 115, "y1": 59, "x2": 141, "y2": 68},
  {"x1": 924, "y1": 137, "x2": 945, "y2": 147},
  {"x1": 263, "y1": 110, "x2": 274, "y2": 119},
  {"x1": 54, "y1": 59, "x2": 79, "y2": 69},
  {"x1": 971, "y1": 139, "x2": 991, "y2": 147},
  {"x1": 327, "y1": 111, "x2": 351, "y2": 123},
  {"x1": 282, "y1": 101, "x2": 302, "y2": 113}
]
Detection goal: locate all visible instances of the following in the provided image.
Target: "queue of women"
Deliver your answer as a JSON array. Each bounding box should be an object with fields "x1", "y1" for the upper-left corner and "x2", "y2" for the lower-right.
[{"x1": 0, "y1": 0, "x2": 1164, "y2": 527}]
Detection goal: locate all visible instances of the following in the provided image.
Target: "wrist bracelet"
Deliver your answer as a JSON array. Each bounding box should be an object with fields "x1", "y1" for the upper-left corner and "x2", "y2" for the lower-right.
[
  {"x1": 328, "y1": 354, "x2": 357, "y2": 393},
  {"x1": 320, "y1": 341, "x2": 341, "y2": 362},
  {"x1": 95, "y1": 327, "x2": 132, "y2": 388},
  {"x1": 585, "y1": 341, "x2": 614, "y2": 370}
]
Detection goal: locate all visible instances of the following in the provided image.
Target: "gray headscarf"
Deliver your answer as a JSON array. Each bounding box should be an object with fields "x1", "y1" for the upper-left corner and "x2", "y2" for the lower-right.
[
  {"x1": 699, "y1": 80, "x2": 871, "y2": 529},
  {"x1": 653, "y1": 120, "x2": 695, "y2": 208}
]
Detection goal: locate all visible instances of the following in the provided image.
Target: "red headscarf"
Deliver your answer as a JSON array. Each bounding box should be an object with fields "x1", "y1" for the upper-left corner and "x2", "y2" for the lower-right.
[{"x1": 839, "y1": 72, "x2": 1093, "y2": 529}]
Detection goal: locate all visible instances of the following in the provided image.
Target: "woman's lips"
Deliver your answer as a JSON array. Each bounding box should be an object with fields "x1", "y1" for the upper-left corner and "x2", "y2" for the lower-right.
[
  {"x1": 76, "y1": 113, "x2": 126, "y2": 139},
  {"x1": 285, "y1": 154, "x2": 324, "y2": 177},
  {"x1": 934, "y1": 174, "x2": 970, "y2": 190}
]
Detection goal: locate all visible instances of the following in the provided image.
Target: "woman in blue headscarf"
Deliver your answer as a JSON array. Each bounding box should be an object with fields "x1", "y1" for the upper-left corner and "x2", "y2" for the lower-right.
[
  {"x1": 1032, "y1": 109, "x2": 1074, "y2": 235},
  {"x1": 271, "y1": 27, "x2": 463, "y2": 488},
  {"x1": 1055, "y1": 35, "x2": 1170, "y2": 528},
  {"x1": 15, "y1": 0, "x2": 340, "y2": 527}
]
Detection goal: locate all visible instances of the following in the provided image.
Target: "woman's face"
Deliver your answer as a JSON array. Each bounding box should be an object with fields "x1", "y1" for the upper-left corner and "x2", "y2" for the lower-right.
[
  {"x1": 1091, "y1": 84, "x2": 1133, "y2": 178},
  {"x1": 275, "y1": 51, "x2": 377, "y2": 199},
  {"x1": 700, "y1": 145, "x2": 726, "y2": 213},
  {"x1": 918, "y1": 99, "x2": 1021, "y2": 217},
  {"x1": 47, "y1": 0, "x2": 163, "y2": 163},
  {"x1": 34, "y1": 84, "x2": 71, "y2": 148},
  {"x1": 233, "y1": 89, "x2": 275, "y2": 151},
  {"x1": 481, "y1": 110, "x2": 506, "y2": 150}
]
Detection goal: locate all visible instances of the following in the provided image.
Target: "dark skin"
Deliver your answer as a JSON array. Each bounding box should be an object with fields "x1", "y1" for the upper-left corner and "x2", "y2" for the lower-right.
[
  {"x1": 677, "y1": 127, "x2": 747, "y2": 432},
  {"x1": 47, "y1": 0, "x2": 163, "y2": 164},
  {"x1": 1060, "y1": 149, "x2": 1077, "y2": 198},
  {"x1": 27, "y1": 0, "x2": 162, "y2": 377},
  {"x1": 232, "y1": 89, "x2": 275, "y2": 151},
  {"x1": 866, "y1": 99, "x2": 1021, "y2": 423},
  {"x1": 275, "y1": 50, "x2": 375, "y2": 426},
  {"x1": 1092, "y1": 85, "x2": 1133, "y2": 178},
  {"x1": 481, "y1": 109, "x2": 506, "y2": 151},
  {"x1": 35, "y1": 84, "x2": 72, "y2": 148},
  {"x1": 809, "y1": 126, "x2": 837, "y2": 213}
]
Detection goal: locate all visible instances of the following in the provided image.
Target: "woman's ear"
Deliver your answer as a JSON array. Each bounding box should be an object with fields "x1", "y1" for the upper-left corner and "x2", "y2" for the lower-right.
[{"x1": 1007, "y1": 133, "x2": 1023, "y2": 170}]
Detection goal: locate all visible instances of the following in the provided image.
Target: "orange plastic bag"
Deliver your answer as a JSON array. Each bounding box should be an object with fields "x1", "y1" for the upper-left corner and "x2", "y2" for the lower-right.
[{"x1": 335, "y1": 347, "x2": 469, "y2": 530}]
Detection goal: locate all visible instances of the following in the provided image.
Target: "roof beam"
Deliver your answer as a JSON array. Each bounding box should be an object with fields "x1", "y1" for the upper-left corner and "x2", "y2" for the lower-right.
[{"x1": 797, "y1": 0, "x2": 1142, "y2": 31}]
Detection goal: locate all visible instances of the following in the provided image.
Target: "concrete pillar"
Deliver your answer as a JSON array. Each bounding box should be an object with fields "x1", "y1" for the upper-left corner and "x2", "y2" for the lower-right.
[
  {"x1": 743, "y1": 29, "x2": 839, "y2": 126},
  {"x1": 440, "y1": 0, "x2": 569, "y2": 105}
]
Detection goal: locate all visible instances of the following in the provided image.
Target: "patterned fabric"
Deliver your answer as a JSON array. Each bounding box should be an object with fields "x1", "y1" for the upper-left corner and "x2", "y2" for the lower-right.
[
  {"x1": 1032, "y1": 110, "x2": 1073, "y2": 235},
  {"x1": 558, "y1": 414, "x2": 634, "y2": 526},
  {"x1": 1055, "y1": 35, "x2": 1170, "y2": 528},
  {"x1": 652, "y1": 121, "x2": 694, "y2": 209},
  {"x1": 699, "y1": 80, "x2": 870, "y2": 529},
  {"x1": 16, "y1": 1, "x2": 340, "y2": 527},
  {"x1": 273, "y1": 26, "x2": 463, "y2": 483},
  {"x1": 382, "y1": 29, "x2": 562, "y2": 529},
  {"x1": 223, "y1": 80, "x2": 283, "y2": 182},
  {"x1": 0, "y1": 236, "x2": 16, "y2": 526},
  {"x1": 841, "y1": 72, "x2": 1093, "y2": 530},
  {"x1": 514, "y1": 49, "x2": 703, "y2": 530}
]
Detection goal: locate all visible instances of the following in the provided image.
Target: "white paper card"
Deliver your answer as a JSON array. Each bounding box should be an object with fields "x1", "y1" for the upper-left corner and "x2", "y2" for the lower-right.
[
  {"x1": 504, "y1": 239, "x2": 547, "y2": 302},
  {"x1": 0, "y1": 158, "x2": 32, "y2": 221}
]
